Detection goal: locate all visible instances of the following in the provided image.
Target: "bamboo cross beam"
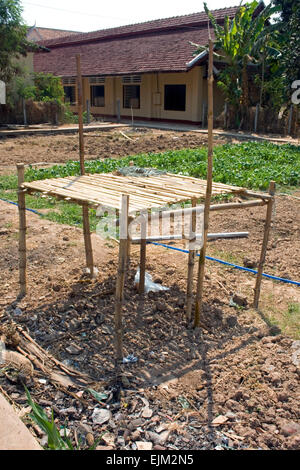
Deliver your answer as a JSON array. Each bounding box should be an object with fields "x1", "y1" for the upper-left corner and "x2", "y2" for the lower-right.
[
  {"x1": 194, "y1": 38, "x2": 214, "y2": 328},
  {"x1": 253, "y1": 181, "x2": 276, "y2": 309},
  {"x1": 17, "y1": 163, "x2": 27, "y2": 298},
  {"x1": 142, "y1": 199, "x2": 265, "y2": 222},
  {"x1": 130, "y1": 231, "x2": 249, "y2": 244}
]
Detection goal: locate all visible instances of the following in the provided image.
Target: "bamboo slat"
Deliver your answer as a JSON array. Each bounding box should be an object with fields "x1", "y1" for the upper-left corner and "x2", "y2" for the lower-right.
[{"x1": 21, "y1": 171, "x2": 256, "y2": 213}]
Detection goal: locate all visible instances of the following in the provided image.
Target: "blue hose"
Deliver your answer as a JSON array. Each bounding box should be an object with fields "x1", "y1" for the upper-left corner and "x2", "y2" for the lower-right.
[
  {"x1": 0, "y1": 197, "x2": 45, "y2": 217},
  {"x1": 148, "y1": 241, "x2": 300, "y2": 287},
  {"x1": 1, "y1": 196, "x2": 299, "y2": 287}
]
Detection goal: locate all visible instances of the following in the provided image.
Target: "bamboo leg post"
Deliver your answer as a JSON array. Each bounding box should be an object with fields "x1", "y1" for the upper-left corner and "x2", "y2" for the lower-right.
[
  {"x1": 114, "y1": 195, "x2": 129, "y2": 378},
  {"x1": 253, "y1": 181, "x2": 276, "y2": 309},
  {"x1": 139, "y1": 211, "x2": 147, "y2": 294},
  {"x1": 82, "y1": 204, "x2": 94, "y2": 277},
  {"x1": 194, "y1": 39, "x2": 214, "y2": 328},
  {"x1": 186, "y1": 197, "x2": 197, "y2": 323},
  {"x1": 17, "y1": 164, "x2": 27, "y2": 298}
]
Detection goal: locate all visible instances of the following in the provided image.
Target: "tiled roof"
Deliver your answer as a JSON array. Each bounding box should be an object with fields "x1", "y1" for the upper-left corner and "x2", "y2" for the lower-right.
[
  {"x1": 33, "y1": 6, "x2": 242, "y2": 76},
  {"x1": 36, "y1": 7, "x2": 239, "y2": 48}
]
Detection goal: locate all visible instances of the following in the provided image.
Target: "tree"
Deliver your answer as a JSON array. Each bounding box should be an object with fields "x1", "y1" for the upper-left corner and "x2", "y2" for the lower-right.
[
  {"x1": 0, "y1": 0, "x2": 36, "y2": 82},
  {"x1": 33, "y1": 73, "x2": 64, "y2": 103},
  {"x1": 272, "y1": 0, "x2": 300, "y2": 91}
]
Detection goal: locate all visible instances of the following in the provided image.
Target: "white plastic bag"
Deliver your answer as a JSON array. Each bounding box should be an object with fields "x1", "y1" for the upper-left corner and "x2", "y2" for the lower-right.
[{"x1": 134, "y1": 268, "x2": 169, "y2": 293}]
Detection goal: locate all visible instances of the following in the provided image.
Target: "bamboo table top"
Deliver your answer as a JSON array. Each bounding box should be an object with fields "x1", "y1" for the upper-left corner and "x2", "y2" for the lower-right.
[{"x1": 21, "y1": 172, "x2": 247, "y2": 213}]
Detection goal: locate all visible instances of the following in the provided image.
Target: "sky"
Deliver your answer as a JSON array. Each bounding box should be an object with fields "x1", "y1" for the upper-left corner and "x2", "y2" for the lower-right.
[{"x1": 20, "y1": 0, "x2": 271, "y2": 33}]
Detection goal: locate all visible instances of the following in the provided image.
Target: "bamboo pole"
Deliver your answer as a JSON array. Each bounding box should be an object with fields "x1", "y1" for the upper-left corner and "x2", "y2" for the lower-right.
[
  {"x1": 114, "y1": 194, "x2": 129, "y2": 377},
  {"x1": 194, "y1": 39, "x2": 214, "y2": 328},
  {"x1": 144, "y1": 199, "x2": 265, "y2": 222},
  {"x1": 253, "y1": 181, "x2": 276, "y2": 309},
  {"x1": 82, "y1": 203, "x2": 94, "y2": 275},
  {"x1": 131, "y1": 231, "x2": 249, "y2": 244},
  {"x1": 186, "y1": 197, "x2": 197, "y2": 323},
  {"x1": 76, "y1": 54, "x2": 85, "y2": 176},
  {"x1": 139, "y1": 211, "x2": 147, "y2": 294},
  {"x1": 76, "y1": 54, "x2": 94, "y2": 277},
  {"x1": 17, "y1": 164, "x2": 27, "y2": 297}
]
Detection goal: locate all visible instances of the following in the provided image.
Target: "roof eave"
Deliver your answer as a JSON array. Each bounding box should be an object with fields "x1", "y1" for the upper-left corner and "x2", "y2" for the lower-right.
[{"x1": 186, "y1": 50, "x2": 208, "y2": 69}]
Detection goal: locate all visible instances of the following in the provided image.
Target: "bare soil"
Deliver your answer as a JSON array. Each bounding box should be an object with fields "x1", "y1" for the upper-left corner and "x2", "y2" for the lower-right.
[
  {"x1": 0, "y1": 127, "x2": 234, "y2": 175},
  {"x1": 0, "y1": 129, "x2": 299, "y2": 451}
]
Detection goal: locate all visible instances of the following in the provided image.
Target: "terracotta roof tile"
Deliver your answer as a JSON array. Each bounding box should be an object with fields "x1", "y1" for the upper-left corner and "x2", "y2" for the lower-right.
[
  {"x1": 33, "y1": 6, "x2": 240, "y2": 76},
  {"x1": 37, "y1": 6, "x2": 239, "y2": 48}
]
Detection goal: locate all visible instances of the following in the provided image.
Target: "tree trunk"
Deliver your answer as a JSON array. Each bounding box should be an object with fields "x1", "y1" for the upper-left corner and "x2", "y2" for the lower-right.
[{"x1": 241, "y1": 56, "x2": 249, "y2": 108}]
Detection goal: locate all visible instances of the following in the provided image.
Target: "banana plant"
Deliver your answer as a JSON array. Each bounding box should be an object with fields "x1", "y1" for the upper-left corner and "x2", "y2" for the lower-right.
[{"x1": 192, "y1": 1, "x2": 281, "y2": 111}]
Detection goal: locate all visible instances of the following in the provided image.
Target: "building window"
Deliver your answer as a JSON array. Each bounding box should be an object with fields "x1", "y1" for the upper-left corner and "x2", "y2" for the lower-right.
[
  {"x1": 64, "y1": 86, "x2": 76, "y2": 105},
  {"x1": 164, "y1": 85, "x2": 186, "y2": 111},
  {"x1": 91, "y1": 85, "x2": 105, "y2": 107},
  {"x1": 123, "y1": 85, "x2": 140, "y2": 109}
]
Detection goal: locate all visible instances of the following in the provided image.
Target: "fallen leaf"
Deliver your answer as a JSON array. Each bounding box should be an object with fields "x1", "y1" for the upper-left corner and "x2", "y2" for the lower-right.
[
  {"x1": 17, "y1": 406, "x2": 32, "y2": 418},
  {"x1": 212, "y1": 415, "x2": 228, "y2": 426},
  {"x1": 87, "y1": 388, "x2": 108, "y2": 402},
  {"x1": 102, "y1": 432, "x2": 115, "y2": 447}
]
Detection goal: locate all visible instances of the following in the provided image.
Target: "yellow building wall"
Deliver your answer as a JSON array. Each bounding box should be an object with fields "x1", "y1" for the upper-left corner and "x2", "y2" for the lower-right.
[
  {"x1": 202, "y1": 78, "x2": 226, "y2": 118},
  {"x1": 78, "y1": 66, "x2": 224, "y2": 123},
  {"x1": 151, "y1": 68, "x2": 204, "y2": 122}
]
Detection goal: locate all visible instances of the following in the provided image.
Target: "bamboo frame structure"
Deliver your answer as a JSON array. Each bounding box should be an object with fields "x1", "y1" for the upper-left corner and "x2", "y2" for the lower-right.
[
  {"x1": 18, "y1": 168, "x2": 270, "y2": 300},
  {"x1": 17, "y1": 163, "x2": 27, "y2": 298},
  {"x1": 21, "y1": 173, "x2": 246, "y2": 212}
]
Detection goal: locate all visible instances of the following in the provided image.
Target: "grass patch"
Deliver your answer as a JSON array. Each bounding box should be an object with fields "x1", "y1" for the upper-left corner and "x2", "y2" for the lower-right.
[
  {"x1": 207, "y1": 247, "x2": 244, "y2": 266},
  {"x1": 22, "y1": 141, "x2": 300, "y2": 190},
  {"x1": 260, "y1": 294, "x2": 300, "y2": 339}
]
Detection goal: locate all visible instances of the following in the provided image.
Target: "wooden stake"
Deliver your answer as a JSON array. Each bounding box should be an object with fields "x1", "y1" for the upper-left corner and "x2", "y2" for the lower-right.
[
  {"x1": 114, "y1": 195, "x2": 129, "y2": 373},
  {"x1": 186, "y1": 197, "x2": 197, "y2": 323},
  {"x1": 139, "y1": 211, "x2": 147, "y2": 294},
  {"x1": 76, "y1": 54, "x2": 94, "y2": 276},
  {"x1": 17, "y1": 164, "x2": 27, "y2": 297},
  {"x1": 253, "y1": 181, "x2": 276, "y2": 309},
  {"x1": 194, "y1": 39, "x2": 214, "y2": 328}
]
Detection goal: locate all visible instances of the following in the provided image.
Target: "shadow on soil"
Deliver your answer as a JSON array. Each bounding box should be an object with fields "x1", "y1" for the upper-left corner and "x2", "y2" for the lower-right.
[{"x1": 4, "y1": 262, "x2": 274, "y2": 431}]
